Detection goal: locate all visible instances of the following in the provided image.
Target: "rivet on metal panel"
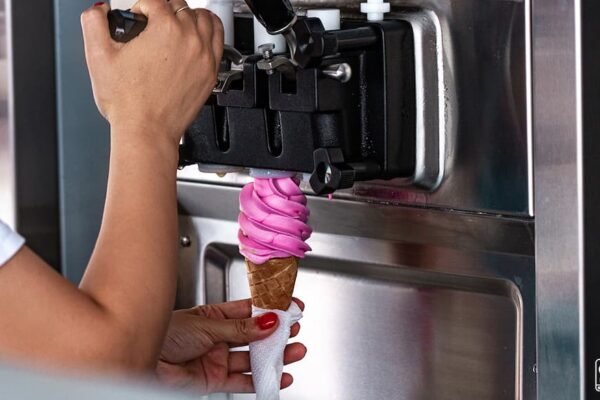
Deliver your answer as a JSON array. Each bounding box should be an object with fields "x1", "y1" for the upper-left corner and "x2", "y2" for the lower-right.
[{"x1": 180, "y1": 236, "x2": 192, "y2": 248}]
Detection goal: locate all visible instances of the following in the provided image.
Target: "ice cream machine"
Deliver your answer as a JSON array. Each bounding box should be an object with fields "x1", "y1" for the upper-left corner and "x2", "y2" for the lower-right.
[{"x1": 110, "y1": 0, "x2": 417, "y2": 194}]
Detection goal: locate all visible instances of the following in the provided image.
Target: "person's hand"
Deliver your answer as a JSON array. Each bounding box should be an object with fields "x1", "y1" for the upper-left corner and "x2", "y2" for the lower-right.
[
  {"x1": 156, "y1": 298, "x2": 307, "y2": 394},
  {"x1": 81, "y1": 0, "x2": 223, "y2": 146}
]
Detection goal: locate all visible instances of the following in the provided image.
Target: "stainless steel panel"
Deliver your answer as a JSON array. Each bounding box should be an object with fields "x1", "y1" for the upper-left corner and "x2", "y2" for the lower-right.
[
  {"x1": 180, "y1": 0, "x2": 532, "y2": 216},
  {"x1": 177, "y1": 182, "x2": 536, "y2": 399},
  {"x1": 532, "y1": 0, "x2": 584, "y2": 399},
  {"x1": 0, "y1": 0, "x2": 15, "y2": 227}
]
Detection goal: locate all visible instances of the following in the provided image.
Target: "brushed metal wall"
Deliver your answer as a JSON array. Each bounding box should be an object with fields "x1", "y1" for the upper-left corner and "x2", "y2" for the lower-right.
[
  {"x1": 533, "y1": 0, "x2": 584, "y2": 399},
  {"x1": 0, "y1": 0, "x2": 15, "y2": 228}
]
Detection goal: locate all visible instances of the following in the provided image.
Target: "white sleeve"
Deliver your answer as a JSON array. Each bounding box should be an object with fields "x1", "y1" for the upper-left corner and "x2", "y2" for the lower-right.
[{"x1": 0, "y1": 219, "x2": 25, "y2": 267}]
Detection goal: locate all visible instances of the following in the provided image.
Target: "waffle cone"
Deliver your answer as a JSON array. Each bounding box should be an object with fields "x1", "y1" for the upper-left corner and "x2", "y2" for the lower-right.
[{"x1": 246, "y1": 257, "x2": 298, "y2": 311}]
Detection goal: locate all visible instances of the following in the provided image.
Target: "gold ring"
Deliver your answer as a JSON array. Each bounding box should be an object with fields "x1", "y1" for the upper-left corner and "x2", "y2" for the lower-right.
[{"x1": 174, "y1": 5, "x2": 190, "y2": 15}]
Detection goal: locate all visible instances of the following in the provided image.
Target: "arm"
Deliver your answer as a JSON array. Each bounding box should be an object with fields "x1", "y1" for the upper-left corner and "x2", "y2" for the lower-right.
[{"x1": 0, "y1": 0, "x2": 223, "y2": 373}]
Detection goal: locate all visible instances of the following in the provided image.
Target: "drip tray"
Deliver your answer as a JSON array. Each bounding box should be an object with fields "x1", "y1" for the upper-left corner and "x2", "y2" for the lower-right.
[{"x1": 183, "y1": 240, "x2": 520, "y2": 400}]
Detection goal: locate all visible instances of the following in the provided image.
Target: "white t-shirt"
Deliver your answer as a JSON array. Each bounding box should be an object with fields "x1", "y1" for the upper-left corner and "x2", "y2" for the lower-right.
[{"x1": 0, "y1": 219, "x2": 25, "y2": 267}]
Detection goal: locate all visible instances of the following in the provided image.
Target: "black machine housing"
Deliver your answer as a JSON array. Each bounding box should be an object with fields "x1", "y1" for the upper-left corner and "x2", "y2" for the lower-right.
[{"x1": 179, "y1": 15, "x2": 416, "y2": 195}]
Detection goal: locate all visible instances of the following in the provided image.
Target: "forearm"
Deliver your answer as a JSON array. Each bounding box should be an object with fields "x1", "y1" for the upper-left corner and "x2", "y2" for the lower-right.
[
  {"x1": 80, "y1": 125, "x2": 180, "y2": 367},
  {"x1": 0, "y1": 128, "x2": 180, "y2": 372}
]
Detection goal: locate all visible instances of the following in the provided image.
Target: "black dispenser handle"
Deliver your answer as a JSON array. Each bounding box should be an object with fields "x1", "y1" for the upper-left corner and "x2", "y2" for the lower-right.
[
  {"x1": 108, "y1": 9, "x2": 148, "y2": 43},
  {"x1": 244, "y1": 0, "x2": 296, "y2": 34}
]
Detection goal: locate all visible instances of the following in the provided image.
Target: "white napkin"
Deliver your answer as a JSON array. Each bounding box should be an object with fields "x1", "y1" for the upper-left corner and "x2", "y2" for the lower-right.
[{"x1": 250, "y1": 302, "x2": 303, "y2": 400}]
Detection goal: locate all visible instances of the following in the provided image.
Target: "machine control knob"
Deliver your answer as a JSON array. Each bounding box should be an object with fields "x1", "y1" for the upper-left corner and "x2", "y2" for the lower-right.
[{"x1": 309, "y1": 148, "x2": 356, "y2": 195}]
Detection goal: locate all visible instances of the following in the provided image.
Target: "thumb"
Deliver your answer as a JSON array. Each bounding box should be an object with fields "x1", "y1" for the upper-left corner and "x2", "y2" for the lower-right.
[
  {"x1": 81, "y1": 2, "x2": 115, "y2": 61},
  {"x1": 206, "y1": 312, "x2": 280, "y2": 345}
]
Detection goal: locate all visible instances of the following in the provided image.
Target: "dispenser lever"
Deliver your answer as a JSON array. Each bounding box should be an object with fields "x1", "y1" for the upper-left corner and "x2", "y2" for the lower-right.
[{"x1": 108, "y1": 9, "x2": 147, "y2": 43}]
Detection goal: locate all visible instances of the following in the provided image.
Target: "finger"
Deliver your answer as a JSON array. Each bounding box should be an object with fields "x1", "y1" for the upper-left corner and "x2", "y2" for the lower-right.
[
  {"x1": 81, "y1": 2, "x2": 115, "y2": 60},
  {"x1": 292, "y1": 297, "x2": 305, "y2": 311},
  {"x1": 195, "y1": 299, "x2": 253, "y2": 319},
  {"x1": 129, "y1": 0, "x2": 141, "y2": 13},
  {"x1": 290, "y1": 322, "x2": 300, "y2": 338},
  {"x1": 227, "y1": 351, "x2": 250, "y2": 373},
  {"x1": 132, "y1": 0, "x2": 172, "y2": 19},
  {"x1": 194, "y1": 9, "x2": 215, "y2": 45},
  {"x1": 228, "y1": 343, "x2": 308, "y2": 373},
  {"x1": 203, "y1": 312, "x2": 279, "y2": 346},
  {"x1": 281, "y1": 373, "x2": 294, "y2": 390},
  {"x1": 169, "y1": 0, "x2": 196, "y2": 28},
  {"x1": 223, "y1": 373, "x2": 254, "y2": 393},
  {"x1": 209, "y1": 12, "x2": 224, "y2": 70}
]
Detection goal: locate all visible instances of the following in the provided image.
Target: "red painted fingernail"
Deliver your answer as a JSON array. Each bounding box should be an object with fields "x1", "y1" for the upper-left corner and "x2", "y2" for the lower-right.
[
  {"x1": 94, "y1": 2, "x2": 104, "y2": 6},
  {"x1": 257, "y1": 312, "x2": 278, "y2": 330}
]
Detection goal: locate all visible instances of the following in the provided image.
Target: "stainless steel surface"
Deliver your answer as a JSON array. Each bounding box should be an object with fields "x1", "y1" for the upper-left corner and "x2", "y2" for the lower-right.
[
  {"x1": 177, "y1": 182, "x2": 536, "y2": 399},
  {"x1": 181, "y1": 0, "x2": 531, "y2": 216},
  {"x1": 0, "y1": 1, "x2": 15, "y2": 228},
  {"x1": 223, "y1": 45, "x2": 246, "y2": 65},
  {"x1": 533, "y1": 0, "x2": 584, "y2": 399},
  {"x1": 214, "y1": 69, "x2": 244, "y2": 94}
]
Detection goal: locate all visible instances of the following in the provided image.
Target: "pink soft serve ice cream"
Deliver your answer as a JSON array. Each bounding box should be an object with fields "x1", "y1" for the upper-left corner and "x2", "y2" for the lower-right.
[{"x1": 238, "y1": 177, "x2": 312, "y2": 264}]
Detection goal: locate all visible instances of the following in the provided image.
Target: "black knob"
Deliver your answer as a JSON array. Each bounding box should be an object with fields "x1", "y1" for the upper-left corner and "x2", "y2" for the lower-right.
[
  {"x1": 290, "y1": 18, "x2": 331, "y2": 68},
  {"x1": 108, "y1": 9, "x2": 148, "y2": 43},
  {"x1": 244, "y1": 0, "x2": 296, "y2": 34},
  {"x1": 309, "y1": 148, "x2": 356, "y2": 195}
]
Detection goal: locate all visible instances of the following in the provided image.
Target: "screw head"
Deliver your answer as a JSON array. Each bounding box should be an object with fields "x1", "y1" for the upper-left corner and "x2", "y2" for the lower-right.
[
  {"x1": 180, "y1": 236, "x2": 192, "y2": 248},
  {"x1": 258, "y1": 43, "x2": 275, "y2": 59}
]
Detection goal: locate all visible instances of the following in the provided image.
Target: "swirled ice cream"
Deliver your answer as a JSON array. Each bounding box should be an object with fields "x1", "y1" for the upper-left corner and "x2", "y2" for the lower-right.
[{"x1": 238, "y1": 177, "x2": 312, "y2": 264}]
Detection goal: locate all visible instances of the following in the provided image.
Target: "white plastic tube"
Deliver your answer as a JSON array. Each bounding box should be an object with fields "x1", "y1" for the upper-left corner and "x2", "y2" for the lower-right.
[
  {"x1": 253, "y1": 17, "x2": 286, "y2": 54},
  {"x1": 110, "y1": 0, "x2": 136, "y2": 9},
  {"x1": 306, "y1": 9, "x2": 341, "y2": 31},
  {"x1": 188, "y1": 0, "x2": 234, "y2": 45}
]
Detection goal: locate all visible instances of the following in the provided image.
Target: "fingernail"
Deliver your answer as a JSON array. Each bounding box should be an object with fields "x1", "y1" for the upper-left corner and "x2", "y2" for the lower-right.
[
  {"x1": 94, "y1": 2, "x2": 104, "y2": 6},
  {"x1": 257, "y1": 312, "x2": 278, "y2": 330}
]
